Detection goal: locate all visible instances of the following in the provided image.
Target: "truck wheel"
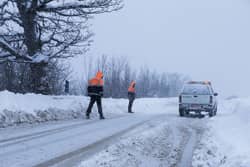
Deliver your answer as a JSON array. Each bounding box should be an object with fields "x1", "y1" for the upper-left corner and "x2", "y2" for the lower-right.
[
  {"x1": 209, "y1": 110, "x2": 214, "y2": 117},
  {"x1": 179, "y1": 109, "x2": 184, "y2": 117},
  {"x1": 214, "y1": 107, "x2": 217, "y2": 115}
]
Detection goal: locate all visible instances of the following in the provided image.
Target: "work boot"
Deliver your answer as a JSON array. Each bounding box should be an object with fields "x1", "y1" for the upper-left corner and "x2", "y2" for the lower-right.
[
  {"x1": 100, "y1": 116, "x2": 105, "y2": 120},
  {"x1": 86, "y1": 115, "x2": 90, "y2": 119},
  {"x1": 128, "y1": 111, "x2": 134, "y2": 113}
]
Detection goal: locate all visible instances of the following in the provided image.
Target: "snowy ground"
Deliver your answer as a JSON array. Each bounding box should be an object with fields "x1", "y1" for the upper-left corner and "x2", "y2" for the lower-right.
[
  {"x1": 192, "y1": 98, "x2": 250, "y2": 167},
  {"x1": 77, "y1": 116, "x2": 205, "y2": 167},
  {"x1": 1, "y1": 91, "x2": 250, "y2": 167}
]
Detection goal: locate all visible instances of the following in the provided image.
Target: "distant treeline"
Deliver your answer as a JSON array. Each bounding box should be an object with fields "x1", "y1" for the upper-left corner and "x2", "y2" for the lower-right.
[{"x1": 72, "y1": 55, "x2": 190, "y2": 98}]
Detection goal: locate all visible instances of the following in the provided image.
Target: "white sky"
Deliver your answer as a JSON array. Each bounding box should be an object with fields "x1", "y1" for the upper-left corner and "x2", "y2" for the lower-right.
[{"x1": 73, "y1": 0, "x2": 250, "y2": 98}]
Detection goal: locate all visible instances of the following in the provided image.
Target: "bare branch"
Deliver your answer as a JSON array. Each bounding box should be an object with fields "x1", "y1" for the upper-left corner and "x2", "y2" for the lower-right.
[{"x1": 0, "y1": 39, "x2": 31, "y2": 61}]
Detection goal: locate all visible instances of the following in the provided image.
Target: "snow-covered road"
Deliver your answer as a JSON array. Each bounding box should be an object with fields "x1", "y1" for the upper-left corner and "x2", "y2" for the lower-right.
[
  {"x1": 1, "y1": 92, "x2": 250, "y2": 167},
  {"x1": 0, "y1": 113, "x2": 158, "y2": 167},
  {"x1": 0, "y1": 107, "x2": 206, "y2": 167},
  {"x1": 76, "y1": 113, "x2": 206, "y2": 167}
]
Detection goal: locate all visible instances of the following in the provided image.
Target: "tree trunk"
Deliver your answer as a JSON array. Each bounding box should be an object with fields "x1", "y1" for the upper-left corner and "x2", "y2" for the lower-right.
[
  {"x1": 16, "y1": 2, "x2": 50, "y2": 94},
  {"x1": 30, "y1": 63, "x2": 50, "y2": 94}
]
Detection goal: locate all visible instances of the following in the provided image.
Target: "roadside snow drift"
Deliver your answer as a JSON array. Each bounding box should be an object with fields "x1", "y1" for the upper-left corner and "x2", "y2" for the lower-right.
[
  {"x1": 0, "y1": 91, "x2": 87, "y2": 127},
  {"x1": 192, "y1": 98, "x2": 250, "y2": 167}
]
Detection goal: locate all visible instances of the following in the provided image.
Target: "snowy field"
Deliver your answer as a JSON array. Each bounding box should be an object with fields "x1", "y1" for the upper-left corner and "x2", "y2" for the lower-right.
[{"x1": 0, "y1": 91, "x2": 250, "y2": 167}]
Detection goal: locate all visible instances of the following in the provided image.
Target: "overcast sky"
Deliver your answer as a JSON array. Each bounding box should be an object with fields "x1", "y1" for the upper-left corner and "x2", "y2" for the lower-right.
[{"x1": 74, "y1": 0, "x2": 250, "y2": 97}]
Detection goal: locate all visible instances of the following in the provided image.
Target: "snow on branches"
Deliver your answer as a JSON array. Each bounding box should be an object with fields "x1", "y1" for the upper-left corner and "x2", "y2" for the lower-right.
[{"x1": 0, "y1": 0, "x2": 123, "y2": 63}]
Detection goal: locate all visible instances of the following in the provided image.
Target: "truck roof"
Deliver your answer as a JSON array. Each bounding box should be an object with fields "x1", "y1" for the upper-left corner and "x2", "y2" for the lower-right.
[{"x1": 187, "y1": 81, "x2": 211, "y2": 85}]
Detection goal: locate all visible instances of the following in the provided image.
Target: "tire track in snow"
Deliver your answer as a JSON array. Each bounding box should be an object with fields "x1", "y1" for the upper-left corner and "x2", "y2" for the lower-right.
[
  {"x1": 177, "y1": 119, "x2": 206, "y2": 167},
  {"x1": 0, "y1": 115, "x2": 127, "y2": 148},
  {"x1": 178, "y1": 128, "x2": 198, "y2": 167}
]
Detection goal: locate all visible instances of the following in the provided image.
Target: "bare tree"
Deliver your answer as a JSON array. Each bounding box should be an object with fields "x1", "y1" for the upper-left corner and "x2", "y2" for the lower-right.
[
  {"x1": 158, "y1": 73, "x2": 170, "y2": 97},
  {"x1": 121, "y1": 61, "x2": 133, "y2": 97},
  {"x1": 97, "y1": 54, "x2": 109, "y2": 75},
  {"x1": 136, "y1": 66, "x2": 151, "y2": 97},
  {"x1": 0, "y1": 0, "x2": 123, "y2": 94},
  {"x1": 149, "y1": 71, "x2": 160, "y2": 97},
  {"x1": 47, "y1": 61, "x2": 72, "y2": 95},
  {"x1": 167, "y1": 73, "x2": 190, "y2": 97},
  {"x1": 80, "y1": 55, "x2": 95, "y2": 95},
  {"x1": 0, "y1": 62, "x2": 16, "y2": 92}
]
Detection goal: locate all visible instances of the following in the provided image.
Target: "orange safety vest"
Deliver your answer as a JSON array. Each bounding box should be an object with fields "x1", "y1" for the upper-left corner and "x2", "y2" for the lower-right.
[
  {"x1": 128, "y1": 81, "x2": 136, "y2": 93},
  {"x1": 89, "y1": 71, "x2": 104, "y2": 86}
]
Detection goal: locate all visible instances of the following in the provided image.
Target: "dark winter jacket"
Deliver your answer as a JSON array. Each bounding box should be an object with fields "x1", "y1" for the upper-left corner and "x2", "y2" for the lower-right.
[
  {"x1": 87, "y1": 71, "x2": 104, "y2": 97},
  {"x1": 88, "y1": 86, "x2": 103, "y2": 97},
  {"x1": 128, "y1": 92, "x2": 135, "y2": 101}
]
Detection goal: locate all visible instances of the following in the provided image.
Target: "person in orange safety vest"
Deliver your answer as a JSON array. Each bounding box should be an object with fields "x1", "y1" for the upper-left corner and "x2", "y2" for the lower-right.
[
  {"x1": 86, "y1": 71, "x2": 105, "y2": 119},
  {"x1": 128, "y1": 81, "x2": 136, "y2": 113}
]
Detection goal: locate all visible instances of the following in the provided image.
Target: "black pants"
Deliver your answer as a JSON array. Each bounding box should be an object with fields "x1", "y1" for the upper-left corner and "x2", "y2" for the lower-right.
[
  {"x1": 128, "y1": 99, "x2": 135, "y2": 113},
  {"x1": 128, "y1": 93, "x2": 135, "y2": 113},
  {"x1": 86, "y1": 96, "x2": 103, "y2": 117}
]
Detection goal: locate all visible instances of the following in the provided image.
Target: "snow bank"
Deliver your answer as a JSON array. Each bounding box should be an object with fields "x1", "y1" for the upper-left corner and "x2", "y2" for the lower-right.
[
  {"x1": 0, "y1": 91, "x2": 87, "y2": 127},
  {"x1": 0, "y1": 91, "x2": 177, "y2": 128},
  {"x1": 192, "y1": 98, "x2": 250, "y2": 167}
]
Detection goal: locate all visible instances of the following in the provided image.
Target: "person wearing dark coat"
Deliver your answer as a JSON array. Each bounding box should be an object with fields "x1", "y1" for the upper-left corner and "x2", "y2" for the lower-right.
[
  {"x1": 128, "y1": 81, "x2": 136, "y2": 113},
  {"x1": 86, "y1": 71, "x2": 105, "y2": 119}
]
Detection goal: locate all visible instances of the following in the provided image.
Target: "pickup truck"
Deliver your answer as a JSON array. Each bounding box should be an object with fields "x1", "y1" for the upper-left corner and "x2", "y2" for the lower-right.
[{"x1": 179, "y1": 81, "x2": 218, "y2": 117}]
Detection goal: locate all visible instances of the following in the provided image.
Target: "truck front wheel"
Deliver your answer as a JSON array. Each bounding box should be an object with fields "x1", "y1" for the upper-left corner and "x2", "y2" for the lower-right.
[
  {"x1": 214, "y1": 107, "x2": 217, "y2": 115},
  {"x1": 209, "y1": 109, "x2": 214, "y2": 117},
  {"x1": 179, "y1": 108, "x2": 185, "y2": 117}
]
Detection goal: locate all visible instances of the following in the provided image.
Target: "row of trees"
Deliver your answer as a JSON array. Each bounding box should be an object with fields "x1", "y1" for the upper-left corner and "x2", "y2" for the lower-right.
[{"x1": 73, "y1": 55, "x2": 190, "y2": 98}]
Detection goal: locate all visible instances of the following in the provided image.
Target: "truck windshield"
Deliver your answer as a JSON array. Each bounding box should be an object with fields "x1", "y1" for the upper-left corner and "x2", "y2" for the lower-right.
[{"x1": 182, "y1": 84, "x2": 211, "y2": 95}]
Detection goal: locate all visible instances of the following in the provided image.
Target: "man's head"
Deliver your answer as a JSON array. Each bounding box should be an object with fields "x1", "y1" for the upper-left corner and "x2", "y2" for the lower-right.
[
  {"x1": 131, "y1": 81, "x2": 136, "y2": 87},
  {"x1": 96, "y1": 71, "x2": 103, "y2": 79}
]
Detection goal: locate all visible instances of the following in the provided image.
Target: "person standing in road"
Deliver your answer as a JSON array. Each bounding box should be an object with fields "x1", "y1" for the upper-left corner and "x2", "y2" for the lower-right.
[
  {"x1": 86, "y1": 71, "x2": 105, "y2": 119},
  {"x1": 128, "y1": 81, "x2": 136, "y2": 113}
]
